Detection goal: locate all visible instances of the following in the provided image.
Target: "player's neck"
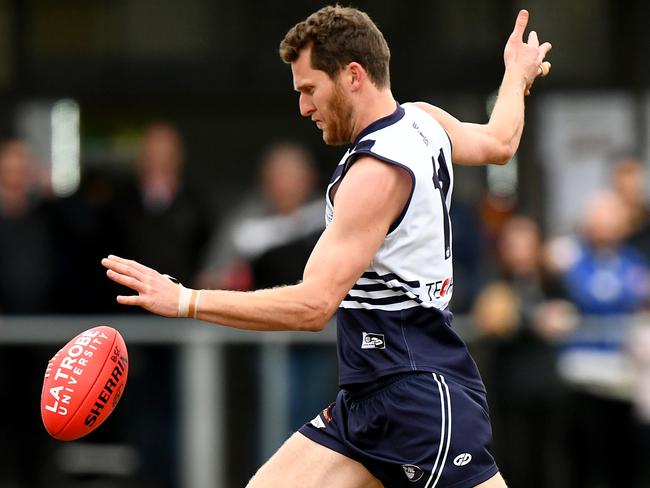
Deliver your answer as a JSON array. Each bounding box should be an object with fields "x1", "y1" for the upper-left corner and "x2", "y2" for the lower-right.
[{"x1": 351, "y1": 90, "x2": 397, "y2": 142}]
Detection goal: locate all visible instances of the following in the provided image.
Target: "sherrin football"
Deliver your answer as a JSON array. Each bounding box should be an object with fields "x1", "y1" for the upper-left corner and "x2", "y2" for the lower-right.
[{"x1": 41, "y1": 326, "x2": 128, "y2": 441}]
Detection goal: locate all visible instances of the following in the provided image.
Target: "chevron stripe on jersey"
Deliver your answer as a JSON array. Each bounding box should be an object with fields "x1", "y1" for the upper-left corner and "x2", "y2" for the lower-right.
[{"x1": 343, "y1": 271, "x2": 423, "y2": 310}]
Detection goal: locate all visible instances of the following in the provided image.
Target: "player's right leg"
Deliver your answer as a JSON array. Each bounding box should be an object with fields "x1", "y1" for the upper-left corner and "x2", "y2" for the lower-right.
[
  {"x1": 246, "y1": 432, "x2": 383, "y2": 488},
  {"x1": 474, "y1": 472, "x2": 508, "y2": 487}
]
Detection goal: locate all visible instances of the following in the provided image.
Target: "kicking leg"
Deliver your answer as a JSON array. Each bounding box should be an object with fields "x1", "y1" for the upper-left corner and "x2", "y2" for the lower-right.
[
  {"x1": 247, "y1": 432, "x2": 383, "y2": 488},
  {"x1": 475, "y1": 472, "x2": 508, "y2": 488}
]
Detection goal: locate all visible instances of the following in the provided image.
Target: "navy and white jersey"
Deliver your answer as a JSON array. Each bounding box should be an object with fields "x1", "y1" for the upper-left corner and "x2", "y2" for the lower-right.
[{"x1": 328, "y1": 103, "x2": 484, "y2": 391}]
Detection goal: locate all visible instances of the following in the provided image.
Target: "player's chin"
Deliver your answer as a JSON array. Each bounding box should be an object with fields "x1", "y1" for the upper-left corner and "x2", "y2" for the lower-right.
[{"x1": 322, "y1": 130, "x2": 348, "y2": 146}]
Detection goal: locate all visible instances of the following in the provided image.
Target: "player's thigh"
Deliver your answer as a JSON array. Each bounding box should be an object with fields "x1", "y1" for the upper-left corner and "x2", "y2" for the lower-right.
[
  {"x1": 246, "y1": 432, "x2": 383, "y2": 488},
  {"x1": 474, "y1": 472, "x2": 508, "y2": 488}
]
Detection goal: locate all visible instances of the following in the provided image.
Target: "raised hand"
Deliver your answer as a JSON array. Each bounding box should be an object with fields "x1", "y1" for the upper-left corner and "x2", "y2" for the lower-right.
[
  {"x1": 503, "y1": 10, "x2": 552, "y2": 95},
  {"x1": 102, "y1": 255, "x2": 180, "y2": 317}
]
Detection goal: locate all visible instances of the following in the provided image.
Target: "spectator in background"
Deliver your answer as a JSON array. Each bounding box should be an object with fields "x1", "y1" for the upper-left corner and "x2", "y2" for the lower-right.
[
  {"x1": 112, "y1": 121, "x2": 212, "y2": 487},
  {"x1": 547, "y1": 190, "x2": 650, "y2": 488},
  {"x1": 115, "y1": 121, "x2": 211, "y2": 287},
  {"x1": 0, "y1": 139, "x2": 55, "y2": 313},
  {"x1": 550, "y1": 190, "x2": 650, "y2": 315},
  {"x1": 199, "y1": 142, "x2": 324, "y2": 290},
  {"x1": 496, "y1": 216, "x2": 568, "y2": 320},
  {"x1": 0, "y1": 139, "x2": 55, "y2": 487},
  {"x1": 471, "y1": 216, "x2": 574, "y2": 488},
  {"x1": 199, "y1": 142, "x2": 336, "y2": 473},
  {"x1": 244, "y1": 144, "x2": 336, "y2": 435},
  {"x1": 611, "y1": 154, "x2": 650, "y2": 262}
]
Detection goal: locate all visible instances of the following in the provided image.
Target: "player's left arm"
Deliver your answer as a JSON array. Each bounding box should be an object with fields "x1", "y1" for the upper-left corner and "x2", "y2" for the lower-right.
[
  {"x1": 410, "y1": 9, "x2": 551, "y2": 166},
  {"x1": 101, "y1": 156, "x2": 411, "y2": 332}
]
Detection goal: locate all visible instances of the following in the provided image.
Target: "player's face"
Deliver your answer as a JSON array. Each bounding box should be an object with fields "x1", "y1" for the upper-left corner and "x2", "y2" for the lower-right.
[{"x1": 292, "y1": 47, "x2": 354, "y2": 145}]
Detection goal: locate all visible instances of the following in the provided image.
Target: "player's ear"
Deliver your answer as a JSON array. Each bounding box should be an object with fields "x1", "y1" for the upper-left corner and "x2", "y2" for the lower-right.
[{"x1": 347, "y1": 62, "x2": 365, "y2": 91}]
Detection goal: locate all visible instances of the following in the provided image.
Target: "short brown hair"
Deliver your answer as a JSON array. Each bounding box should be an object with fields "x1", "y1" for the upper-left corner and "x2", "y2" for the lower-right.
[{"x1": 279, "y1": 5, "x2": 391, "y2": 88}]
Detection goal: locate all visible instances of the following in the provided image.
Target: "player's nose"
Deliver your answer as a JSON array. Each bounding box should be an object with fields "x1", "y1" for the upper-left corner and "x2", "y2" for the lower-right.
[{"x1": 299, "y1": 93, "x2": 315, "y2": 117}]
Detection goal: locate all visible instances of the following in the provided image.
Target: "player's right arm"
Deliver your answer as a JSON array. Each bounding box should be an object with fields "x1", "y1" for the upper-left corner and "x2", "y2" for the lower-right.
[
  {"x1": 101, "y1": 156, "x2": 411, "y2": 332},
  {"x1": 411, "y1": 9, "x2": 551, "y2": 166}
]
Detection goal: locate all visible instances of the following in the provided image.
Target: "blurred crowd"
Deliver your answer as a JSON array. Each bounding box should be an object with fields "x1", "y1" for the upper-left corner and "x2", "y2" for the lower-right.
[
  {"x1": 0, "y1": 122, "x2": 212, "y2": 315},
  {"x1": 467, "y1": 154, "x2": 650, "y2": 488},
  {"x1": 2, "y1": 123, "x2": 650, "y2": 487}
]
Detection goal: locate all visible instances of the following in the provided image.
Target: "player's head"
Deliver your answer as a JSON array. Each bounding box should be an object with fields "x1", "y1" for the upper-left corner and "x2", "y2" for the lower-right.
[
  {"x1": 279, "y1": 5, "x2": 391, "y2": 145},
  {"x1": 279, "y1": 6, "x2": 390, "y2": 88}
]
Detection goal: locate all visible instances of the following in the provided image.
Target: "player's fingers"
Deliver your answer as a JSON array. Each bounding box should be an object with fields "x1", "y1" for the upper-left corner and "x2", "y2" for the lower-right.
[
  {"x1": 102, "y1": 257, "x2": 146, "y2": 282},
  {"x1": 510, "y1": 9, "x2": 529, "y2": 41},
  {"x1": 116, "y1": 295, "x2": 142, "y2": 306},
  {"x1": 539, "y1": 41, "x2": 553, "y2": 57},
  {"x1": 106, "y1": 255, "x2": 154, "y2": 275},
  {"x1": 106, "y1": 269, "x2": 146, "y2": 292},
  {"x1": 527, "y1": 30, "x2": 539, "y2": 47},
  {"x1": 538, "y1": 61, "x2": 552, "y2": 77}
]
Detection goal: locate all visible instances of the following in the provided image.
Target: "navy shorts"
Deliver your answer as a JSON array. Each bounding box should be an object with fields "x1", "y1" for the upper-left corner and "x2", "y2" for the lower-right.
[{"x1": 299, "y1": 372, "x2": 499, "y2": 488}]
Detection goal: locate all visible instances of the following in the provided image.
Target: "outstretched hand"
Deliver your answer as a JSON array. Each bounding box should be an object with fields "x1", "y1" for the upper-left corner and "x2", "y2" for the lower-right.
[
  {"x1": 102, "y1": 255, "x2": 180, "y2": 317},
  {"x1": 504, "y1": 9, "x2": 552, "y2": 95}
]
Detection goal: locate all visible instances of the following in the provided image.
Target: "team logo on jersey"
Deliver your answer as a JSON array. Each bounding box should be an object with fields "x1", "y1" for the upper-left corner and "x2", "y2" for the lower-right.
[
  {"x1": 361, "y1": 332, "x2": 386, "y2": 349},
  {"x1": 453, "y1": 453, "x2": 472, "y2": 466},
  {"x1": 402, "y1": 464, "x2": 424, "y2": 482}
]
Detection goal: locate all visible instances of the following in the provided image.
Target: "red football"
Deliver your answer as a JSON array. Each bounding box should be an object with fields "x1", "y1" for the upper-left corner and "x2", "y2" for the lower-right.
[{"x1": 41, "y1": 325, "x2": 129, "y2": 441}]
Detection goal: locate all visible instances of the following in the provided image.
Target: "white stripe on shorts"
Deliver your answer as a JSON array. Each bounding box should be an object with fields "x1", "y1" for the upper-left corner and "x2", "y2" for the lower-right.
[{"x1": 426, "y1": 373, "x2": 452, "y2": 488}]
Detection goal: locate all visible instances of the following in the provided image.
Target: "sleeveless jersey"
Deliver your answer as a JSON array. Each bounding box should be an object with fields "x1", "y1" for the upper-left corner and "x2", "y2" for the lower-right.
[{"x1": 327, "y1": 103, "x2": 484, "y2": 391}]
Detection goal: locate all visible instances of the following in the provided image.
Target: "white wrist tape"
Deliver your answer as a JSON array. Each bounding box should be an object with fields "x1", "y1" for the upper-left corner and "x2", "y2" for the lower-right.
[
  {"x1": 178, "y1": 286, "x2": 202, "y2": 319},
  {"x1": 178, "y1": 285, "x2": 192, "y2": 317}
]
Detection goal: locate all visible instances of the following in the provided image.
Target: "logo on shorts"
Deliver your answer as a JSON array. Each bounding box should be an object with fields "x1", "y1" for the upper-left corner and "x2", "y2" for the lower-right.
[
  {"x1": 310, "y1": 415, "x2": 326, "y2": 429},
  {"x1": 453, "y1": 453, "x2": 472, "y2": 466},
  {"x1": 361, "y1": 332, "x2": 385, "y2": 349},
  {"x1": 402, "y1": 464, "x2": 424, "y2": 482}
]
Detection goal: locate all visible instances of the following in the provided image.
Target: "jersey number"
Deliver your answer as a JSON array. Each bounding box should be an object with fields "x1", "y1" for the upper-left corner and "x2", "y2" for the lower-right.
[{"x1": 432, "y1": 149, "x2": 451, "y2": 259}]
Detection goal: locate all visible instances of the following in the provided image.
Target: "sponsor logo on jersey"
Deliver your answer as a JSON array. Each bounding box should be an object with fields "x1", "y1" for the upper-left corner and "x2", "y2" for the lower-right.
[
  {"x1": 427, "y1": 277, "x2": 453, "y2": 300},
  {"x1": 402, "y1": 464, "x2": 424, "y2": 482},
  {"x1": 412, "y1": 121, "x2": 429, "y2": 146},
  {"x1": 361, "y1": 332, "x2": 386, "y2": 349},
  {"x1": 453, "y1": 453, "x2": 472, "y2": 466}
]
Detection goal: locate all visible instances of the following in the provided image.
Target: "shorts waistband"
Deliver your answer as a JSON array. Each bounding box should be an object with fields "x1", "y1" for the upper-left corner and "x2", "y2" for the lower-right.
[{"x1": 343, "y1": 372, "x2": 424, "y2": 400}]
